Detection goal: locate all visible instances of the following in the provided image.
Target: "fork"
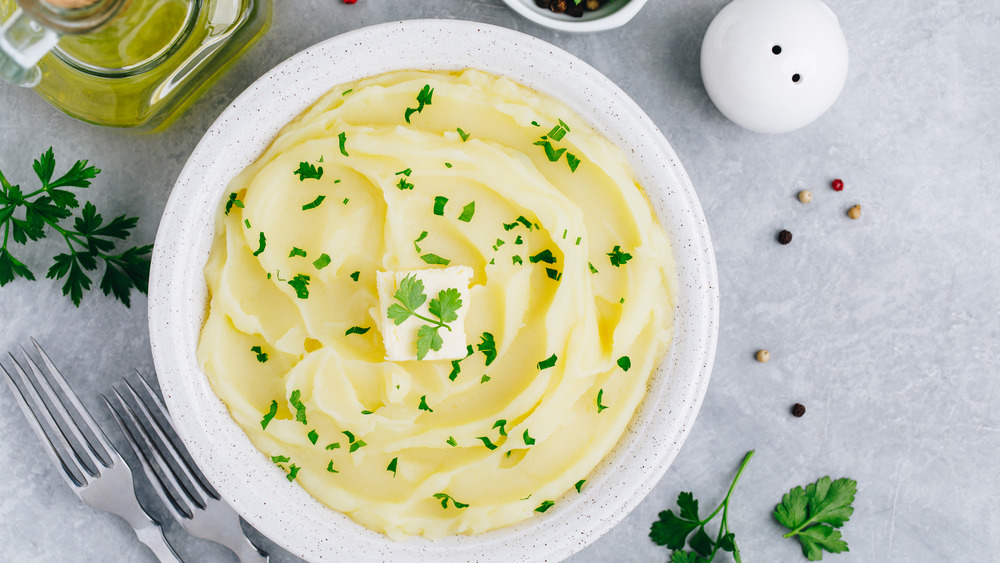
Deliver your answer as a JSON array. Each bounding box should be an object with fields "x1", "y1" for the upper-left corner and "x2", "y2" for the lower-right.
[
  {"x1": 105, "y1": 371, "x2": 269, "y2": 563},
  {"x1": 0, "y1": 339, "x2": 180, "y2": 562}
]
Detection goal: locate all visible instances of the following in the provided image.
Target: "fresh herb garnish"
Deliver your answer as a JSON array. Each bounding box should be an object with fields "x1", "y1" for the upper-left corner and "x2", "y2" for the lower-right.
[
  {"x1": 650, "y1": 451, "x2": 754, "y2": 562},
  {"x1": 225, "y1": 192, "x2": 244, "y2": 215},
  {"x1": 420, "y1": 253, "x2": 450, "y2": 265},
  {"x1": 302, "y1": 195, "x2": 326, "y2": 210},
  {"x1": 327, "y1": 461, "x2": 338, "y2": 473},
  {"x1": 386, "y1": 273, "x2": 462, "y2": 360},
  {"x1": 350, "y1": 270, "x2": 360, "y2": 281},
  {"x1": 289, "y1": 389, "x2": 307, "y2": 424},
  {"x1": 512, "y1": 255, "x2": 523, "y2": 265},
  {"x1": 457, "y1": 128, "x2": 470, "y2": 142},
  {"x1": 546, "y1": 268, "x2": 561, "y2": 281},
  {"x1": 492, "y1": 419, "x2": 508, "y2": 436},
  {"x1": 529, "y1": 249, "x2": 556, "y2": 264},
  {"x1": 477, "y1": 332, "x2": 497, "y2": 366},
  {"x1": 342, "y1": 89, "x2": 353, "y2": 96},
  {"x1": 413, "y1": 230, "x2": 428, "y2": 252},
  {"x1": 444, "y1": 162, "x2": 453, "y2": 168},
  {"x1": 338, "y1": 132, "x2": 349, "y2": 156},
  {"x1": 575, "y1": 236, "x2": 582, "y2": 245},
  {"x1": 537, "y1": 354, "x2": 557, "y2": 370},
  {"x1": 517, "y1": 216, "x2": 533, "y2": 229},
  {"x1": 313, "y1": 253, "x2": 331, "y2": 270},
  {"x1": 433, "y1": 196, "x2": 448, "y2": 216},
  {"x1": 286, "y1": 464, "x2": 300, "y2": 481},
  {"x1": 446, "y1": 436, "x2": 458, "y2": 447},
  {"x1": 250, "y1": 345, "x2": 268, "y2": 363},
  {"x1": 294, "y1": 161, "x2": 323, "y2": 181},
  {"x1": 480, "y1": 374, "x2": 490, "y2": 383},
  {"x1": 534, "y1": 139, "x2": 566, "y2": 162},
  {"x1": 289, "y1": 247, "x2": 307, "y2": 258},
  {"x1": 607, "y1": 245, "x2": 633, "y2": 267},
  {"x1": 535, "y1": 500, "x2": 555, "y2": 513},
  {"x1": 260, "y1": 400, "x2": 278, "y2": 430},
  {"x1": 418, "y1": 395, "x2": 433, "y2": 412},
  {"x1": 588, "y1": 262, "x2": 598, "y2": 274},
  {"x1": 433, "y1": 493, "x2": 468, "y2": 509},
  {"x1": 288, "y1": 273, "x2": 310, "y2": 299},
  {"x1": 775, "y1": 476, "x2": 856, "y2": 561},
  {"x1": 404, "y1": 84, "x2": 434, "y2": 123},
  {"x1": 515, "y1": 235, "x2": 524, "y2": 244},
  {"x1": 308, "y1": 429, "x2": 319, "y2": 445},
  {"x1": 523, "y1": 429, "x2": 535, "y2": 445},
  {"x1": 458, "y1": 201, "x2": 475, "y2": 222},
  {"x1": 244, "y1": 219, "x2": 251, "y2": 229},
  {"x1": 0, "y1": 148, "x2": 152, "y2": 307},
  {"x1": 349, "y1": 440, "x2": 367, "y2": 453},
  {"x1": 396, "y1": 168, "x2": 412, "y2": 176},
  {"x1": 566, "y1": 152, "x2": 581, "y2": 172},
  {"x1": 325, "y1": 442, "x2": 340, "y2": 450},
  {"x1": 342, "y1": 430, "x2": 356, "y2": 443},
  {"x1": 618, "y1": 356, "x2": 631, "y2": 371},
  {"x1": 387, "y1": 457, "x2": 398, "y2": 477},
  {"x1": 345, "y1": 326, "x2": 370, "y2": 335},
  {"x1": 596, "y1": 389, "x2": 609, "y2": 412},
  {"x1": 271, "y1": 455, "x2": 290, "y2": 464},
  {"x1": 252, "y1": 232, "x2": 266, "y2": 256},
  {"x1": 575, "y1": 479, "x2": 586, "y2": 493},
  {"x1": 396, "y1": 177, "x2": 414, "y2": 190},
  {"x1": 476, "y1": 436, "x2": 498, "y2": 450},
  {"x1": 361, "y1": 410, "x2": 373, "y2": 415}
]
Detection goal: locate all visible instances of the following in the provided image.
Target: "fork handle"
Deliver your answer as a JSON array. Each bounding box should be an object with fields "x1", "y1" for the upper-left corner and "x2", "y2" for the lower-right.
[
  {"x1": 131, "y1": 517, "x2": 182, "y2": 563},
  {"x1": 228, "y1": 535, "x2": 269, "y2": 563}
]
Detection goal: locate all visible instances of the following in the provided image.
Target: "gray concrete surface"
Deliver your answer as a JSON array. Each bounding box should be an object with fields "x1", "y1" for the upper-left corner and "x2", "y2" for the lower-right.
[{"x1": 0, "y1": 0, "x2": 997, "y2": 561}]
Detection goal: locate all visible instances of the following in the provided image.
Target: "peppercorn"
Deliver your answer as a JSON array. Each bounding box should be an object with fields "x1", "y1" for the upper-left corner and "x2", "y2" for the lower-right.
[
  {"x1": 566, "y1": 0, "x2": 585, "y2": 16},
  {"x1": 847, "y1": 204, "x2": 861, "y2": 219},
  {"x1": 755, "y1": 349, "x2": 770, "y2": 363},
  {"x1": 777, "y1": 230, "x2": 793, "y2": 245},
  {"x1": 791, "y1": 403, "x2": 806, "y2": 417},
  {"x1": 549, "y1": 0, "x2": 567, "y2": 13},
  {"x1": 831, "y1": 179, "x2": 844, "y2": 191},
  {"x1": 585, "y1": 0, "x2": 600, "y2": 9},
  {"x1": 798, "y1": 190, "x2": 812, "y2": 203}
]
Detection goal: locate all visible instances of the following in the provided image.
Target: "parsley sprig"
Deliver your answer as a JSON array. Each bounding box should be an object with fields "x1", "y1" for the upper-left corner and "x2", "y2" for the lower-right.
[
  {"x1": 650, "y1": 451, "x2": 754, "y2": 562},
  {"x1": 0, "y1": 148, "x2": 152, "y2": 307},
  {"x1": 386, "y1": 273, "x2": 462, "y2": 360},
  {"x1": 774, "y1": 476, "x2": 856, "y2": 560}
]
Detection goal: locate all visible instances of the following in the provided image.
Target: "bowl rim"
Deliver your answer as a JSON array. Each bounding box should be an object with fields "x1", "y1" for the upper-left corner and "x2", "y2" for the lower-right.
[
  {"x1": 149, "y1": 18, "x2": 718, "y2": 562},
  {"x1": 499, "y1": 0, "x2": 650, "y2": 32}
]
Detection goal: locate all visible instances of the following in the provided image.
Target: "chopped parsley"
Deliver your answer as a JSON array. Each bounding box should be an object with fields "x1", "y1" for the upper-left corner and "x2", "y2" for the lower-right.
[
  {"x1": 529, "y1": 249, "x2": 556, "y2": 264},
  {"x1": 345, "y1": 326, "x2": 370, "y2": 336},
  {"x1": 225, "y1": 192, "x2": 244, "y2": 215},
  {"x1": 288, "y1": 273, "x2": 310, "y2": 299},
  {"x1": 433, "y1": 196, "x2": 448, "y2": 216},
  {"x1": 404, "y1": 84, "x2": 434, "y2": 123},
  {"x1": 458, "y1": 201, "x2": 476, "y2": 222},
  {"x1": 446, "y1": 436, "x2": 458, "y2": 447},
  {"x1": 444, "y1": 162, "x2": 453, "y2": 168},
  {"x1": 449, "y1": 360, "x2": 462, "y2": 381},
  {"x1": 350, "y1": 270, "x2": 360, "y2": 281},
  {"x1": 361, "y1": 410, "x2": 373, "y2": 415},
  {"x1": 418, "y1": 395, "x2": 433, "y2": 412},
  {"x1": 326, "y1": 461, "x2": 338, "y2": 473},
  {"x1": 349, "y1": 440, "x2": 367, "y2": 453},
  {"x1": 420, "y1": 253, "x2": 451, "y2": 265},
  {"x1": 476, "y1": 436, "x2": 498, "y2": 450},
  {"x1": 302, "y1": 195, "x2": 326, "y2": 210},
  {"x1": 342, "y1": 89, "x2": 352, "y2": 96},
  {"x1": 512, "y1": 255, "x2": 523, "y2": 265},
  {"x1": 531, "y1": 120, "x2": 540, "y2": 127},
  {"x1": 546, "y1": 268, "x2": 562, "y2": 281},
  {"x1": 589, "y1": 262, "x2": 598, "y2": 274},
  {"x1": 607, "y1": 245, "x2": 633, "y2": 267},
  {"x1": 252, "y1": 232, "x2": 266, "y2": 256},
  {"x1": 294, "y1": 162, "x2": 323, "y2": 181},
  {"x1": 575, "y1": 480, "x2": 586, "y2": 493},
  {"x1": 250, "y1": 345, "x2": 268, "y2": 363},
  {"x1": 566, "y1": 152, "x2": 581, "y2": 172},
  {"x1": 433, "y1": 493, "x2": 468, "y2": 509},
  {"x1": 477, "y1": 332, "x2": 497, "y2": 366},
  {"x1": 396, "y1": 168, "x2": 412, "y2": 176},
  {"x1": 343, "y1": 198, "x2": 349, "y2": 204},
  {"x1": 244, "y1": 218, "x2": 251, "y2": 229},
  {"x1": 342, "y1": 431, "x2": 356, "y2": 443},
  {"x1": 492, "y1": 419, "x2": 508, "y2": 436},
  {"x1": 289, "y1": 390, "x2": 307, "y2": 424},
  {"x1": 396, "y1": 177, "x2": 414, "y2": 190},
  {"x1": 618, "y1": 356, "x2": 632, "y2": 371},
  {"x1": 535, "y1": 500, "x2": 555, "y2": 513},
  {"x1": 286, "y1": 464, "x2": 300, "y2": 481},
  {"x1": 493, "y1": 239, "x2": 505, "y2": 250},
  {"x1": 271, "y1": 455, "x2": 289, "y2": 464},
  {"x1": 534, "y1": 139, "x2": 566, "y2": 162},
  {"x1": 386, "y1": 273, "x2": 463, "y2": 359},
  {"x1": 537, "y1": 354, "x2": 558, "y2": 370},
  {"x1": 260, "y1": 400, "x2": 278, "y2": 430},
  {"x1": 289, "y1": 247, "x2": 307, "y2": 258},
  {"x1": 523, "y1": 429, "x2": 535, "y2": 445},
  {"x1": 308, "y1": 429, "x2": 319, "y2": 445},
  {"x1": 597, "y1": 389, "x2": 609, "y2": 413},
  {"x1": 457, "y1": 128, "x2": 470, "y2": 142},
  {"x1": 387, "y1": 457, "x2": 398, "y2": 477},
  {"x1": 576, "y1": 236, "x2": 582, "y2": 245},
  {"x1": 517, "y1": 216, "x2": 533, "y2": 229},
  {"x1": 313, "y1": 253, "x2": 331, "y2": 270},
  {"x1": 481, "y1": 374, "x2": 490, "y2": 383},
  {"x1": 338, "y1": 131, "x2": 349, "y2": 156},
  {"x1": 414, "y1": 230, "x2": 428, "y2": 252},
  {"x1": 515, "y1": 235, "x2": 524, "y2": 245},
  {"x1": 325, "y1": 442, "x2": 340, "y2": 450}
]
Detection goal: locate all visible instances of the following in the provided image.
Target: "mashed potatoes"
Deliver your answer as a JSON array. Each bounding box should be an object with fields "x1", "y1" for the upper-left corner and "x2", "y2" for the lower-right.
[{"x1": 198, "y1": 69, "x2": 676, "y2": 539}]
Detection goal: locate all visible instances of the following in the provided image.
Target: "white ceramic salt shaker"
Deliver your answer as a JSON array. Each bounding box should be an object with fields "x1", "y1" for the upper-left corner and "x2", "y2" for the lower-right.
[{"x1": 700, "y1": 0, "x2": 849, "y2": 134}]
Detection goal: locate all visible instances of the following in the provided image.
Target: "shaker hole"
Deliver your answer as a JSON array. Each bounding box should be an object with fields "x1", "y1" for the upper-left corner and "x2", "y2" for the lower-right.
[
  {"x1": 792, "y1": 73, "x2": 801, "y2": 83},
  {"x1": 772, "y1": 45, "x2": 782, "y2": 55}
]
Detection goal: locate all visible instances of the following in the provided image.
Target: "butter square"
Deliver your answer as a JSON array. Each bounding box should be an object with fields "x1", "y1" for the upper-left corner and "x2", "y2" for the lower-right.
[{"x1": 376, "y1": 266, "x2": 473, "y2": 361}]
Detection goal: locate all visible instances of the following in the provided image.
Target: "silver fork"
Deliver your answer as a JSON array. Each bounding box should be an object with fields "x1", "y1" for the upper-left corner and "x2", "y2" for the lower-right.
[
  {"x1": 0, "y1": 339, "x2": 180, "y2": 562},
  {"x1": 105, "y1": 371, "x2": 268, "y2": 563}
]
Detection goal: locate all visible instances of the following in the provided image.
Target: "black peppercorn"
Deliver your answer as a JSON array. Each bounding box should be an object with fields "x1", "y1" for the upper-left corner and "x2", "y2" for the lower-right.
[
  {"x1": 791, "y1": 403, "x2": 806, "y2": 417},
  {"x1": 778, "y1": 230, "x2": 793, "y2": 245}
]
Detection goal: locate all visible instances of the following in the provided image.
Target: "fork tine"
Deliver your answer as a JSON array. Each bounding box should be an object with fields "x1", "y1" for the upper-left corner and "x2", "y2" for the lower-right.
[
  {"x1": 130, "y1": 370, "x2": 219, "y2": 499},
  {"x1": 1, "y1": 360, "x2": 86, "y2": 488},
  {"x1": 19, "y1": 345, "x2": 107, "y2": 475},
  {"x1": 105, "y1": 392, "x2": 193, "y2": 522},
  {"x1": 30, "y1": 338, "x2": 115, "y2": 465}
]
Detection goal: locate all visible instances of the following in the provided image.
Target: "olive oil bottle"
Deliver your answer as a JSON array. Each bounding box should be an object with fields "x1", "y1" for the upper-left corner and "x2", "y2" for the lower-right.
[{"x1": 0, "y1": 0, "x2": 269, "y2": 131}]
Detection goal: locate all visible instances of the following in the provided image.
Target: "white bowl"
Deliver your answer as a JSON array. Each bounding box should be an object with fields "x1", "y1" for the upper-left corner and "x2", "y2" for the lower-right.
[
  {"x1": 149, "y1": 19, "x2": 718, "y2": 563},
  {"x1": 500, "y1": 0, "x2": 649, "y2": 33}
]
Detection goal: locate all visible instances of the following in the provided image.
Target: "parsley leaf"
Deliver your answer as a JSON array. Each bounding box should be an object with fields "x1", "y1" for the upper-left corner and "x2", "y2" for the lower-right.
[
  {"x1": 302, "y1": 195, "x2": 325, "y2": 210},
  {"x1": 387, "y1": 457, "x2": 398, "y2": 477},
  {"x1": 404, "y1": 84, "x2": 434, "y2": 124},
  {"x1": 289, "y1": 389, "x2": 307, "y2": 424},
  {"x1": 650, "y1": 451, "x2": 754, "y2": 562},
  {"x1": 420, "y1": 253, "x2": 450, "y2": 265},
  {"x1": 457, "y1": 128, "x2": 470, "y2": 142},
  {"x1": 250, "y1": 345, "x2": 268, "y2": 363},
  {"x1": 535, "y1": 500, "x2": 555, "y2": 513},
  {"x1": 345, "y1": 326, "x2": 370, "y2": 335},
  {"x1": 477, "y1": 332, "x2": 497, "y2": 366},
  {"x1": 260, "y1": 400, "x2": 278, "y2": 430},
  {"x1": 308, "y1": 429, "x2": 319, "y2": 445},
  {"x1": 523, "y1": 429, "x2": 535, "y2": 445},
  {"x1": 294, "y1": 162, "x2": 323, "y2": 181},
  {"x1": 418, "y1": 395, "x2": 433, "y2": 412},
  {"x1": 458, "y1": 201, "x2": 475, "y2": 222},
  {"x1": 313, "y1": 253, "x2": 331, "y2": 270},
  {"x1": 252, "y1": 232, "x2": 266, "y2": 256},
  {"x1": 428, "y1": 287, "x2": 462, "y2": 323},
  {"x1": 433, "y1": 493, "x2": 468, "y2": 509},
  {"x1": 618, "y1": 356, "x2": 632, "y2": 371},
  {"x1": 446, "y1": 436, "x2": 458, "y2": 447},
  {"x1": 338, "y1": 132, "x2": 349, "y2": 156},
  {"x1": 225, "y1": 192, "x2": 244, "y2": 215},
  {"x1": 289, "y1": 247, "x2": 307, "y2": 258},
  {"x1": 413, "y1": 230, "x2": 428, "y2": 253},
  {"x1": 775, "y1": 476, "x2": 856, "y2": 560},
  {"x1": 433, "y1": 196, "x2": 448, "y2": 216},
  {"x1": 596, "y1": 389, "x2": 609, "y2": 412},
  {"x1": 530, "y1": 249, "x2": 556, "y2": 264},
  {"x1": 476, "y1": 436, "x2": 498, "y2": 450},
  {"x1": 386, "y1": 273, "x2": 462, "y2": 359},
  {"x1": 287, "y1": 273, "x2": 310, "y2": 299},
  {"x1": 607, "y1": 245, "x2": 633, "y2": 267},
  {"x1": 575, "y1": 479, "x2": 586, "y2": 493},
  {"x1": 537, "y1": 354, "x2": 557, "y2": 370},
  {"x1": 416, "y1": 325, "x2": 443, "y2": 360}
]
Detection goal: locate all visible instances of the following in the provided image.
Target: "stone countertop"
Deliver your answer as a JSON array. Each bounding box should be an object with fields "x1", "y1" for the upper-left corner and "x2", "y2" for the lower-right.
[{"x1": 1, "y1": 0, "x2": 997, "y2": 561}]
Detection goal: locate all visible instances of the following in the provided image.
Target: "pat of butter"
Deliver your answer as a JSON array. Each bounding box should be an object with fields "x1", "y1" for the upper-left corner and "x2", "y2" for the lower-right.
[{"x1": 376, "y1": 266, "x2": 473, "y2": 361}]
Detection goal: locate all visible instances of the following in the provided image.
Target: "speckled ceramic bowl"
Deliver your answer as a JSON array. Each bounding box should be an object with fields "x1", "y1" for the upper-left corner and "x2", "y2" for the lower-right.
[
  {"x1": 148, "y1": 19, "x2": 717, "y2": 563},
  {"x1": 500, "y1": 0, "x2": 649, "y2": 33}
]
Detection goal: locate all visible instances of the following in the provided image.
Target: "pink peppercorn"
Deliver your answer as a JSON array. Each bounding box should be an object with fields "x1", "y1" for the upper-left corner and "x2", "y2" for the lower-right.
[{"x1": 831, "y1": 179, "x2": 844, "y2": 191}]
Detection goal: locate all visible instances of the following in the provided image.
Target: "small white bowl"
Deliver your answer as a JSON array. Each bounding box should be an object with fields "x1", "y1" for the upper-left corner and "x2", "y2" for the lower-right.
[
  {"x1": 500, "y1": 0, "x2": 649, "y2": 33},
  {"x1": 149, "y1": 19, "x2": 717, "y2": 563}
]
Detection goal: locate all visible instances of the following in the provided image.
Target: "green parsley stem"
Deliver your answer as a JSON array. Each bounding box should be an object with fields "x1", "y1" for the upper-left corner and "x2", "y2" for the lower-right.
[{"x1": 406, "y1": 309, "x2": 453, "y2": 331}]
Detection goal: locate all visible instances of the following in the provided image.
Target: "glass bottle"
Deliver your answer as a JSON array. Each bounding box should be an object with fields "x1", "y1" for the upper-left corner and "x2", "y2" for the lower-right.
[{"x1": 0, "y1": 0, "x2": 270, "y2": 131}]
